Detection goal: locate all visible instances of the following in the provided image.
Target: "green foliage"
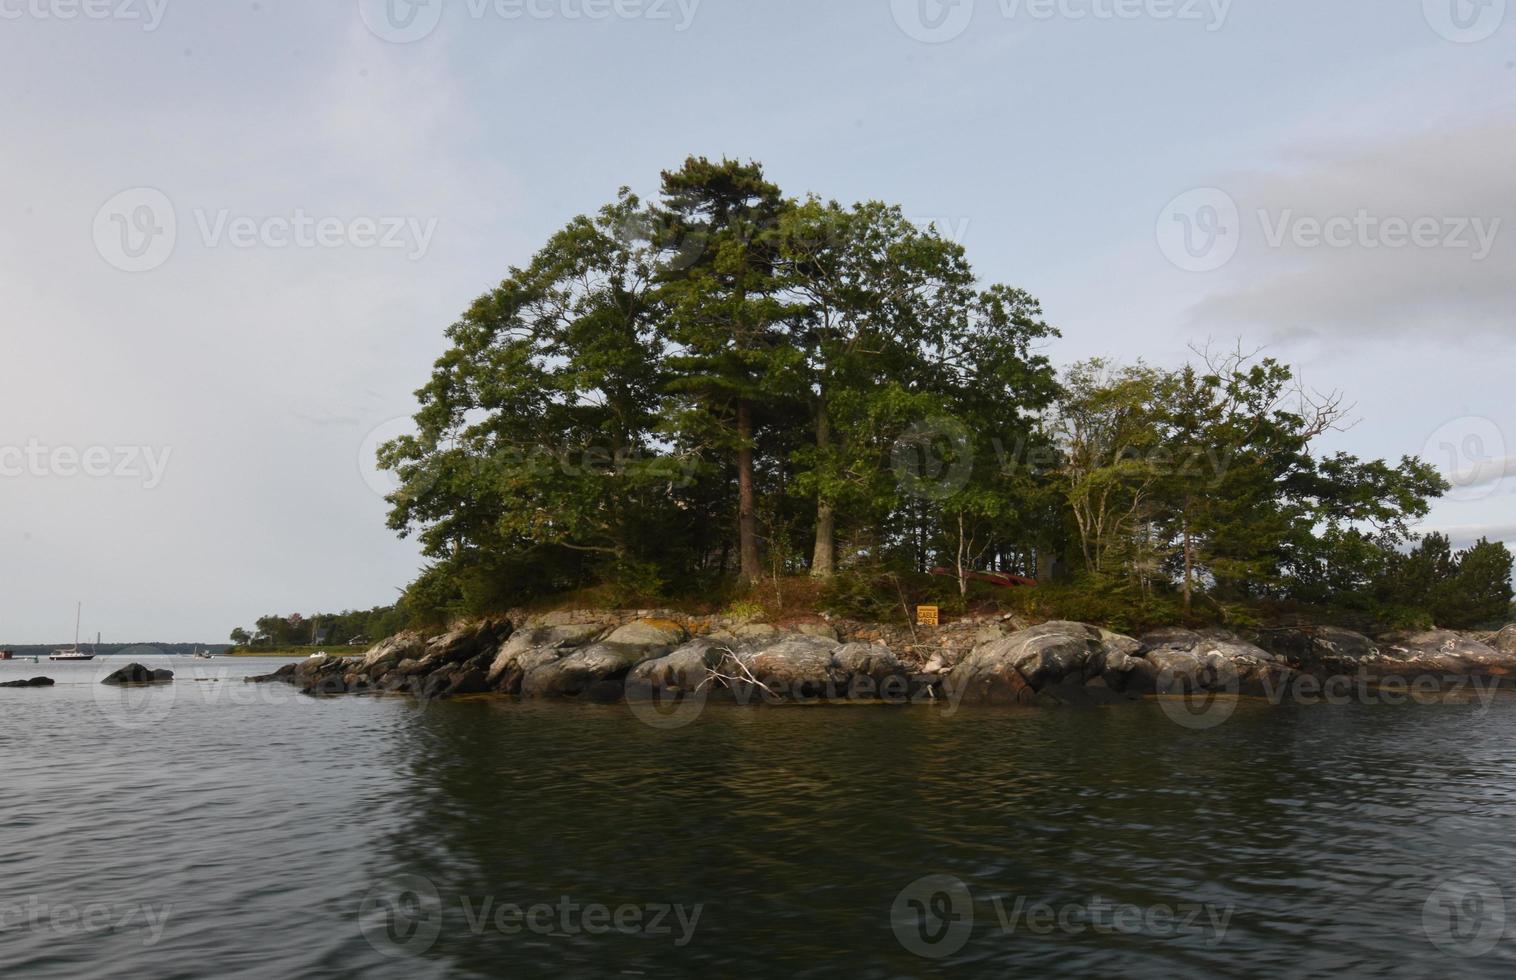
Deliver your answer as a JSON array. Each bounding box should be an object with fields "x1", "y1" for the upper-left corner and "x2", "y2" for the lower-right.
[{"x1": 369, "y1": 158, "x2": 1482, "y2": 632}]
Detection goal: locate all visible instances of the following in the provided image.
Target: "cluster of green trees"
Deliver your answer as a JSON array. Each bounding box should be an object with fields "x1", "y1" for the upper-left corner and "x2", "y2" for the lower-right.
[
  {"x1": 375, "y1": 157, "x2": 1512, "y2": 631},
  {"x1": 229, "y1": 606, "x2": 406, "y2": 648}
]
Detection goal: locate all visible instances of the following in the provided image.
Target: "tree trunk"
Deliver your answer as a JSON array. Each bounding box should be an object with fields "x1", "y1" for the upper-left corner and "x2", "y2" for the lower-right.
[
  {"x1": 737, "y1": 398, "x2": 761, "y2": 584},
  {"x1": 1182, "y1": 513, "x2": 1194, "y2": 615},
  {"x1": 810, "y1": 399, "x2": 836, "y2": 578}
]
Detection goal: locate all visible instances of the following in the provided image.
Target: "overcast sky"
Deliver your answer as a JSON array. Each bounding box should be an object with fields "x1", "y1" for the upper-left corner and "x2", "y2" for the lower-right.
[{"x1": 1, "y1": 0, "x2": 1511, "y2": 642}]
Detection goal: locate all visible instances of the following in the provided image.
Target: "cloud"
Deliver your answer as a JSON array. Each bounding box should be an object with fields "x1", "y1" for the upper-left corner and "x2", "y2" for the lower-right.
[{"x1": 1182, "y1": 112, "x2": 1516, "y2": 343}]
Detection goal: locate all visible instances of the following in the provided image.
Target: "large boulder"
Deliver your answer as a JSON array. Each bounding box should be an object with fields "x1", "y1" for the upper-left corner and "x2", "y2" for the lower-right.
[
  {"x1": 0, "y1": 677, "x2": 54, "y2": 689},
  {"x1": 358, "y1": 631, "x2": 427, "y2": 677},
  {"x1": 1257, "y1": 626, "x2": 1377, "y2": 671},
  {"x1": 1140, "y1": 628, "x2": 1292, "y2": 696},
  {"x1": 416, "y1": 619, "x2": 512, "y2": 673},
  {"x1": 1486, "y1": 625, "x2": 1516, "y2": 656},
  {"x1": 625, "y1": 637, "x2": 735, "y2": 699},
  {"x1": 101, "y1": 663, "x2": 174, "y2": 685},
  {"x1": 486, "y1": 624, "x2": 604, "y2": 691},
  {"x1": 728, "y1": 634, "x2": 842, "y2": 699},
  {"x1": 520, "y1": 620, "x2": 688, "y2": 699},
  {"x1": 1377, "y1": 630, "x2": 1515, "y2": 675},
  {"x1": 954, "y1": 622, "x2": 1105, "y2": 696},
  {"x1": 950, "y1": 622, "x2": 1124, "y2": 705}
]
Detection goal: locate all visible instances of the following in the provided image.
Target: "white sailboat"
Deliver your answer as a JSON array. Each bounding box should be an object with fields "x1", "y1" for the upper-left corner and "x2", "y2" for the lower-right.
[{"x1": 49, "y1": 603, "x2": 95, "y2": 662}]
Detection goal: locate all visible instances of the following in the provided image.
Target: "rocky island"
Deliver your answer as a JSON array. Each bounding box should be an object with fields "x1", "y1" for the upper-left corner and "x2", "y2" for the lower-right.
[{"x1": 248, "y1": 612, "x2": 1516, "y2": 711}]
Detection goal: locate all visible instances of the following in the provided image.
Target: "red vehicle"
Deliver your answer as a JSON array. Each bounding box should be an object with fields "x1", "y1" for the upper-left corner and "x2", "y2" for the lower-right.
[{"x1": 929, "y1": 567, "x2": 1038, "y2": 589}]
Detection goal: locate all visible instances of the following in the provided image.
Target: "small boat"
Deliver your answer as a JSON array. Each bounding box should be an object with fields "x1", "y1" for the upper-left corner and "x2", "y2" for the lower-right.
[
  {"x1": 192, "y1": 646, "x2": 213, "y2": 660},
  {"x1": 49, "y1": 603, "x2": 95, "y2": 662}
]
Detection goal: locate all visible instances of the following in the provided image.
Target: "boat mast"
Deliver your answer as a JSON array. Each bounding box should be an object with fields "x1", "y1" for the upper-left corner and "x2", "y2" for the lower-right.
[{"x1": 74, "y1": 602, "x2": 82, "y2": 653}]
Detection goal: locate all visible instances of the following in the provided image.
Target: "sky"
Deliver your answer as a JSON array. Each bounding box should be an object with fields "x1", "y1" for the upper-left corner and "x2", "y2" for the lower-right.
[{"x1": 0, "y1": 0, "x2": 1512, "y2": 642}]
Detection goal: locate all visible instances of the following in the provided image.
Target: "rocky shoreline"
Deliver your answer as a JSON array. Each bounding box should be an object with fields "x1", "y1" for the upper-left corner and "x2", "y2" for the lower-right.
[{"x1": 246, "y1": 612, "x2": 1516, "y2": 710}]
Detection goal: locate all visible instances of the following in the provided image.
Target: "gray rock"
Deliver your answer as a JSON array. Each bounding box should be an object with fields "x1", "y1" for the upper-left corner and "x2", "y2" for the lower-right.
[
  {"x1": 603, "y1": 619, "x2": 688, "y2": 648},
  {"x1": 0, "y1": 677, "x2": 54, "y2": 688},
  {"x1": 730, "y1": 634, "x2": 841, "y2": 697},
  {"x1": 949, "y1": 622, "x2": 1109, "y2": 705},
  {"x1": 101, "y1": 663, "x2": 174, "y2": 686},
  {"x1": 1377, "y1": 630, "x2": 1515, "y2": 673},
  {"x1": 521, "y1": 642, "x2": 666, "y2": 698},
  {"x1": 832, "y1": 642, "x2": 903, "y2": 682},
  {"x1": 486, "y1": 624, "x2": 604, "y2": 690},
  {"x1": 518, "y1": 621, "x2": 686, "y2": 699},
  {"x1": 626, "y1": 637, "x2": 735, "y2": 696},
  {"x1": 1487, "y1": 625, "x2": 1516, "y2": 655},
  {"x1": 359, "y1": 632, "x2": 426, "y2": 675}
]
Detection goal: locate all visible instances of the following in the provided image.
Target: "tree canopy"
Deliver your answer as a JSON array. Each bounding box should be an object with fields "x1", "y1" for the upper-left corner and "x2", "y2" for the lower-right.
[{"x1": 375, "y1": 157, "x2": 1506, "y2": 632}]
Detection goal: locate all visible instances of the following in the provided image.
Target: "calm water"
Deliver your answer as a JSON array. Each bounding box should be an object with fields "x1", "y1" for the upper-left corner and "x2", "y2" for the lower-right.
[{"x1": 2, "y1": 656, "x2": 1514, "y2": 978}]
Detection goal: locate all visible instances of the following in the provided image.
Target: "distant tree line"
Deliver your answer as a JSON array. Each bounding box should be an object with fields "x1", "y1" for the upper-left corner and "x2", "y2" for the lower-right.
[
  {"x1": 229, "y1": 606, "x2": 407, "y2": 648},
  {"x1": 373, "y1": 157, "x2": 1511, "y2": 632}
]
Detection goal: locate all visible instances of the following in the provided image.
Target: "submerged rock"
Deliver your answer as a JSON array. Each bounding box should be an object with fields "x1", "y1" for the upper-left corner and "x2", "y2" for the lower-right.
[
  {"x1": 0, "y1": 677, "x2": 55, "y2": 689},
  {"x1": 101, "y1": 663, "x2": 173, "y2": 685}
]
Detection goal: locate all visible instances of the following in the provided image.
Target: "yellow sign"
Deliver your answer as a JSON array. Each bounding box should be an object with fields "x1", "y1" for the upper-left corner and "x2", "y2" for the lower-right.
[{"x1": 916, "y1": 605, "x2": 940, "y2": 627}]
